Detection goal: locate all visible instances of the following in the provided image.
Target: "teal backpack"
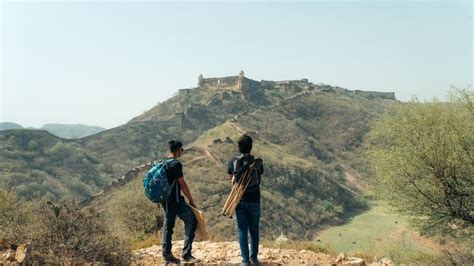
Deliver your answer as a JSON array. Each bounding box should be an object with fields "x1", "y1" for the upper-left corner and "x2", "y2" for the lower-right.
[{"x1": 143, "y1": 158, "x2": 177, "y2": 203}]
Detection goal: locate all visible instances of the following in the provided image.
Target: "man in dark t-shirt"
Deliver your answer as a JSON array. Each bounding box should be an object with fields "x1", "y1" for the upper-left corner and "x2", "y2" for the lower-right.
[
  {"x1": 161, "y1": 140, "x2": 201, "y2": 264},
  {"x1": 227, "y1": 135, "x2": 264, "y2": 265}
]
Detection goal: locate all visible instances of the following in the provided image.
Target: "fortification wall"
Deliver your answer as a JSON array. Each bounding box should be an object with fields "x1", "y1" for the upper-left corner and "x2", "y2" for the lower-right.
[
  {"x1": 200, "y1": 76, "x2": 241, "y2": 91},
  {"x1": 352, "y1": 90, "x2": 396, "y2": 100}
]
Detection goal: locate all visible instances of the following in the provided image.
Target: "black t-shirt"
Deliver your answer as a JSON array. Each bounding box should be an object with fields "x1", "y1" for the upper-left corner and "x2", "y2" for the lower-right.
[
  {"x1": 166, "y1": 158, "x2": 183, "y2": 204},
  {"x1": 227, "y1": 154, "x2": 264, "y2": 203}
]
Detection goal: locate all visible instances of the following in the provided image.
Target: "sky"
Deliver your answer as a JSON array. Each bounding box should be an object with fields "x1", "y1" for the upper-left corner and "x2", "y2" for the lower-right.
[{"x1": 1, "y1": 1, "x2": 472, "y2": 129}]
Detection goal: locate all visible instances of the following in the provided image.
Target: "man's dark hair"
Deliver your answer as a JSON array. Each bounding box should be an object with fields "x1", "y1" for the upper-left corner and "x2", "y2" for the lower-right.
[
  {"x1": 238, "y1": 134, "x2": 253, "y2": 154},
  {"x1": 168, "y1": 140, "x2": 183, "y2": 153}
]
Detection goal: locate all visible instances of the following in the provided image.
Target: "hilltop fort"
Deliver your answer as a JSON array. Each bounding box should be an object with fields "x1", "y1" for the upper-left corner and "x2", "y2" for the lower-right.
[
  {"x1": 179, "y1": 70, "x2": 395, "y2": 99},
  {"x1": 150, "y1": 71, "x2": 396, "y2": 128}
]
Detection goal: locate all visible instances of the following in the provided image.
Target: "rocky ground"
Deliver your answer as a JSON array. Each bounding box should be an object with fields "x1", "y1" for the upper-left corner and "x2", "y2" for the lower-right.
[
  {"x1": 2, "y1": 239, "x2": 394, "y2": 265},
  {"x1": 133, "y1": 241, "x2": 392, "y2": 265}
]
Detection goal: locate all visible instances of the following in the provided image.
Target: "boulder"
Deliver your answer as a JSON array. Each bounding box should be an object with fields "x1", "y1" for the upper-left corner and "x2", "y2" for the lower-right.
[
  {"x1": 275, "y1": 233, "x2": 288, "y2": 243},
  {"x1": 3, "y1": 249, "x2": 16, "y2": 261},
  {"x1": 343, "y1": 256, "x2": 365, "y2": 266},
  {"x1": 380, "y1": 257, "x2": 393, "y2": 265},
  {"x1": 336, "y1": 252, "x2": 347, "y2": 263},
  {"x1": 15, "y1": 243, "x2": 31, "y2": 263}
]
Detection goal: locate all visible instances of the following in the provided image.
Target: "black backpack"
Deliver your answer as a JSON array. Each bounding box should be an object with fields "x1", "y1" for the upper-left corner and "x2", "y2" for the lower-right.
[{"x1": 232, "y1": 154, "x2": 262, "y2": 193}]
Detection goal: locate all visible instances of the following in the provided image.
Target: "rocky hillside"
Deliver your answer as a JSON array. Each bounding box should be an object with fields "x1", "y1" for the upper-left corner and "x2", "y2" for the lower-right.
[{"x1": 0, "y1": 73, "x2": 399, "y2": 239}]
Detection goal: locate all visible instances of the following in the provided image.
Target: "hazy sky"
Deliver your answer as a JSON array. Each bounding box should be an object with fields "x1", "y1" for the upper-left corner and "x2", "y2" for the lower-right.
[{"x1": 1, "y1": 1, "x2": 472, "y2": 128}]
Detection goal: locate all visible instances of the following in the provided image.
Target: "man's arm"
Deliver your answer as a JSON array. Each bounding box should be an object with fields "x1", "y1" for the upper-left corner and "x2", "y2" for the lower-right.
[
  {"x1": 177, "y1": 177, "x2": 196, "y2": 207},
  {"x1": 227, "y1": 158, "x2": 234, "y2": 183}
]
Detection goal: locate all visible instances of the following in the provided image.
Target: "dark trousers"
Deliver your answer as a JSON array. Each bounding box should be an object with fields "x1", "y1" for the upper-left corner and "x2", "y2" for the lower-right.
[
  {"x1": 235, "y1": 201, "x2": 261, "y2": 263},
  {"x1": 161, "y1": 198, "x2": 197, "y2": 257}
]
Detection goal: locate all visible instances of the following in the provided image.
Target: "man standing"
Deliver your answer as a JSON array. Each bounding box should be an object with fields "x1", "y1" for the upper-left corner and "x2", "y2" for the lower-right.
[
  {"x1": 162, "y1": 140, "x2": 201, "y2": 264},
  {"x1": 227, "y1": 135, "x2": 264, "y2": 265}
]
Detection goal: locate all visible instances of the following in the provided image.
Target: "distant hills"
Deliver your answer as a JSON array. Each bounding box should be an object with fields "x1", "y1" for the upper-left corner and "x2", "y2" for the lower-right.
[
  {"x1": 40, "y1": 123, "x2": 106, "y2": 139},
  {"x1": 0, "y1": 122, "x2": 23, "y2": 130},
  {"x1": 0, "y1": 122, "x2": 105, "y2": 139},
  {"x1": 0, "y1": 72, "x2": 399, "y2": 238}
]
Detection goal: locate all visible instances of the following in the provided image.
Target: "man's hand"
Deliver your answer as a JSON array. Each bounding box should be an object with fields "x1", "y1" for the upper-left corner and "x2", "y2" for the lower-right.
[{"x1": 177, "y1": 176, "x2": 196, "y2": 208}]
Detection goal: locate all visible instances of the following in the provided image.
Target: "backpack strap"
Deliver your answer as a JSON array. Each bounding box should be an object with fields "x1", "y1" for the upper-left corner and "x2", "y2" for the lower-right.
[
  {"x1": 164, "y1": 157, "x2": 180, "y2": 204},
  {"x1": 233, "y1": 157, "x2": 239, "y2": 175},
  {"x1": 234, "y1": 154, "x2": 252, "y2": 173}
]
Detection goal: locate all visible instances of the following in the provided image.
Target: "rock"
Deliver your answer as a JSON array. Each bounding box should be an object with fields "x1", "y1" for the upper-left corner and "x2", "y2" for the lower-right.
[
  {"x1": 275, "y1": 233, "x2": 289, "y2": 243},
  {"x1": 3, "y1": 249, "x2": 16, "y2": 261},
  {"x1": 343, "y1": 256, "x2": 365, "y2": 266},
  {"x1": 336, "y1": 252, "x2": 347, "y2": 263},
  {"x1": 380, "y1": 257, "x2": 393, "y2": 265},
  {"x1": 15, "y1": 243, "x2": 30, "y2": 263}
]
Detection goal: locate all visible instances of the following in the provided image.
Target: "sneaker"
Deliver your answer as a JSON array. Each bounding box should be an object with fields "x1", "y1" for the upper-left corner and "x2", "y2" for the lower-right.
[
  {"x1": 250, "y1": 258, "x2": 259, "y2": 265},
  {"x1": 163, "y1": 254, "x2": 180, "y2": 264},
  {"x1": 181, "y1": 254, "x2": 201, "y2": 263},
  {"x1": 242, "y1": 261, "x2": 251, "y2": 266}
]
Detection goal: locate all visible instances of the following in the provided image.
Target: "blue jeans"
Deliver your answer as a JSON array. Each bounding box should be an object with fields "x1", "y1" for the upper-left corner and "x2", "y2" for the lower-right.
[
  {"x1": 161, "y1": 197, "x2": 197, "y2": 257},
  {"x1": 235, "y1": 201, "x2": 260, "y2": 263}
]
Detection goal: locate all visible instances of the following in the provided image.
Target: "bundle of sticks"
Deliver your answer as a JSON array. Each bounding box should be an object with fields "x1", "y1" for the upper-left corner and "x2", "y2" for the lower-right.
[{"x1": 222, "y1": 159, "x2": 262, "y2": 217}]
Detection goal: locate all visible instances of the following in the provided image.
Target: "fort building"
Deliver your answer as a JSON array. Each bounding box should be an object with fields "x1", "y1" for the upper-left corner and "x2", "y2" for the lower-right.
[{"x1": 181, "y1": 71, "x2": 396, "y2": 101}]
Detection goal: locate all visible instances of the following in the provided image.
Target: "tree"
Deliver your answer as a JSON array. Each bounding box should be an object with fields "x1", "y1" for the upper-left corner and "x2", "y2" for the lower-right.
[{"x1": 368, "y1": 89, "x2": 473, "y2": 236}]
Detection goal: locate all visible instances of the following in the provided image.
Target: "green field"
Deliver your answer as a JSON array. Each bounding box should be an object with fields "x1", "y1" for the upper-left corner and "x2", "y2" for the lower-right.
[{"x1": 315, "y1": 202, "x2": 442, "y2": 263}]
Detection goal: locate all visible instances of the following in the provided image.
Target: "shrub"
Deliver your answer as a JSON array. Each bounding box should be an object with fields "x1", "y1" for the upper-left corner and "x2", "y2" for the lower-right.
[
  {"x1": 104, "y1": 178, "x2": 163, "y2": 242},
  {"x1": 34, "y1": 201, "x2": 129, "y2": 264},
  {"x1": 0, "y1": 187, "x2": 130, "y2": 264}
]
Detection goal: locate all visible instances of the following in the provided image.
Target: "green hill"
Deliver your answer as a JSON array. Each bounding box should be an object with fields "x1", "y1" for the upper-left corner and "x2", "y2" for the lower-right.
[
  {"x1": 0, "y1": 129, "x2": 108, "y2": 201},
  {"x1": 0, "y1": 73, "x2": 398, "y2": 239}
]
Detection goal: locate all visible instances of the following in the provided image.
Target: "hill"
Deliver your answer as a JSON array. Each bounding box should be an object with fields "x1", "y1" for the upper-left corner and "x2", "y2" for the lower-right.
[
  {"x1": 0, "y1": 122, "x2": 105, "y2": 139},
  {"x1": 0, "y1": 129, "x2": 109, "y2": 201},
  {"x1": 40, "y1": 123, "x2": 105, "y2": 139},
  {"x1": 80, "y1": 73, "x2": 399, "y2": 240},
  {"x1": 0, "y1": 122, "x2": 23, "y2": 130},
  {"x1": 0, "y1": 72, "x2": 399, "y2": 239}
]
